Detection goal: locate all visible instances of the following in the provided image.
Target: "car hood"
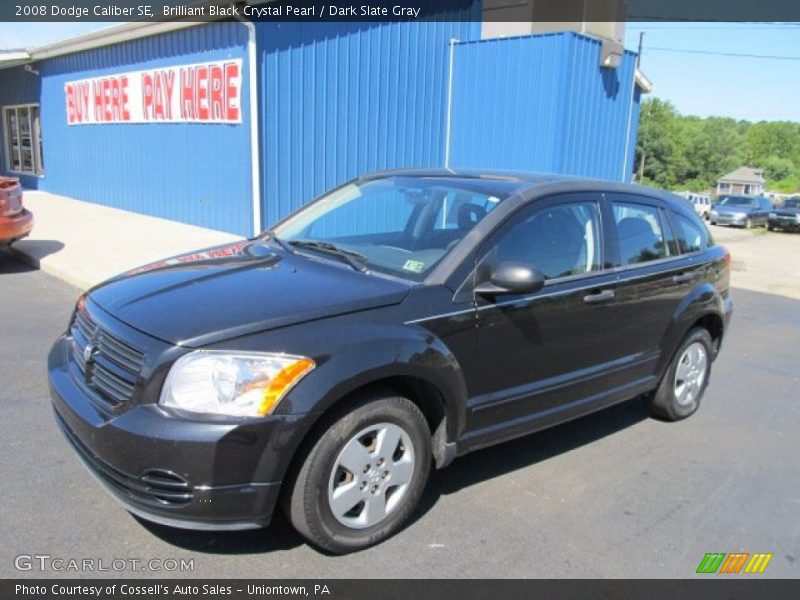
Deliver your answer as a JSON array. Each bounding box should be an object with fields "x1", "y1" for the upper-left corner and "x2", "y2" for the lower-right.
[
  {"x1": 775, "y1": 207, "x2": 800, "y2": 216},
  {"x1": 89, "y1": 240, "x2": 411, "y2": 347},
  {"x1": 714, "y1": 205, "x2": 756, "y2": 214}
]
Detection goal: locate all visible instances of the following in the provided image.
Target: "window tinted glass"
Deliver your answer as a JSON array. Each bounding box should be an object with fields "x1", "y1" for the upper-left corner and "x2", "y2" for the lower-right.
[
  {"x1": 432, "y1": 191, "x2": 500, "y2": 231},
  {"x1": 489, "y1": 202, "x2": 602, "y2": 280},
  {"x1": 673, "y1": 213, "x2": 705, "y2": 253},
  {"x1": 308, "y1": 186, "x2": 413, "y2": 238},
  {"x1": 275, "y1": 176, "x2": 516, "y2": 281},
  {"x1": 612, "y1": 202, "x2": 668, "y2": 265}
]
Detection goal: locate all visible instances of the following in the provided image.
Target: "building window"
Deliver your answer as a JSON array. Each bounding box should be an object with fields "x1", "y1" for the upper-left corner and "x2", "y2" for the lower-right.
[{"x1": 3, "y1": 104, "x2": 44, "y2": 176}]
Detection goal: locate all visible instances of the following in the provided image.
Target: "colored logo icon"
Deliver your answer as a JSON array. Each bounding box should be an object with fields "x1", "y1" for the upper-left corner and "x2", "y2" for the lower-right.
[{"x1": 696, "y1": 552, "x2": 773, "y2": 574}]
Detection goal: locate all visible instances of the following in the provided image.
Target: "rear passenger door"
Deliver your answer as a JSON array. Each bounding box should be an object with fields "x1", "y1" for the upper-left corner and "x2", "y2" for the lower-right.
[{"x1": 605, "y1": 194, "x2": 703, "y2": 391}]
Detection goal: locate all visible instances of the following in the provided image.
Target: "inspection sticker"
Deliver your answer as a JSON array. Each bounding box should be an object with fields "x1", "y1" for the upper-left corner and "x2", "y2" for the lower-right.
[{"x1": 402, "y1": 260, "x2": 425, "y2": 273}]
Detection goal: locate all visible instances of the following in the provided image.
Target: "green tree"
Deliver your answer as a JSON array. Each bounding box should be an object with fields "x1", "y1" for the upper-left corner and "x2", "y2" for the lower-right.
[{"x1": 635, "y1": 99, "x2": 800, "y2": 193}]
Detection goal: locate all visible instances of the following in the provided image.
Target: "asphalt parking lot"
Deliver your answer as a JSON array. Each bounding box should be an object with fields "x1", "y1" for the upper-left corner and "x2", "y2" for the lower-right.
[{"x1": 1, "y1": 226, "x2": 798, "y2": 579}]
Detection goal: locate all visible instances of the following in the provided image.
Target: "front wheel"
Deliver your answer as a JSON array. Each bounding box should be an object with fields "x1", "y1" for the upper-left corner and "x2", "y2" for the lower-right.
[
  {"x1": 646, "y1": 328, "x2": 713, "y2": 421},
  {"x1": 285, "y1": 393, "x2": 431, "y2": 554}
]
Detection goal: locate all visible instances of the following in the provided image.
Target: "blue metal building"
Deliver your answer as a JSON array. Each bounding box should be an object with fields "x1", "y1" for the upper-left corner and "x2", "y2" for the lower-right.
[{"x1": 0, "y1": 17, "x2": 648, "y2": 237}]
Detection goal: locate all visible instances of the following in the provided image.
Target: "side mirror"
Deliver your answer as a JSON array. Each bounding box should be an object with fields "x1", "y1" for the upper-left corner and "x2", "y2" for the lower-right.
[{"x1": 474, "y1": 261, "x2": 546, "y2": 296}]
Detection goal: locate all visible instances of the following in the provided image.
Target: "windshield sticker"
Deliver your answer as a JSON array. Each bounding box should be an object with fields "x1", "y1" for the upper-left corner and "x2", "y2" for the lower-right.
[{"x1": 402, "y1": 260, "x2": 425, "y2": 273}]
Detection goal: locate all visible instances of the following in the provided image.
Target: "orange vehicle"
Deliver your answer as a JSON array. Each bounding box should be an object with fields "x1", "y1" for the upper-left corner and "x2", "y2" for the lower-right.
[{"x1": 0, "y1": 177, "x2": 33, "y2": 246}]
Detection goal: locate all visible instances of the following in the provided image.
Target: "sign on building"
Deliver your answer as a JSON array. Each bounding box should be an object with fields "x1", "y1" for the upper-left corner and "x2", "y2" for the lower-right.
[{"x1": 64, "y1": 59, "x2": 242, "y2": 125}]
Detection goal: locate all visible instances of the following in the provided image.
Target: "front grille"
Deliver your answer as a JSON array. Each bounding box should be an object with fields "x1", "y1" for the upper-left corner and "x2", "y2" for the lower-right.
[
  {"x1": 70, "y1": 305, "x2": 145, "y2": 407},
  {"x1": 55, "y1": 411, "x2": 194, "y2": 507}
]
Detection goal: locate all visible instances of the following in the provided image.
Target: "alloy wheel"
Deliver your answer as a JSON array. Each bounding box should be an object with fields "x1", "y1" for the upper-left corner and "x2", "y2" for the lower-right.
[{"x1": 673, "y1": 342, "x2": 708, "y2": 406}]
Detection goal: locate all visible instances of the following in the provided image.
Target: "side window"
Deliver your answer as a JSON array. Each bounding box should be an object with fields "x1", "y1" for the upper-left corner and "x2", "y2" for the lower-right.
[
  {"x1": 488, "y1": 201, "x2": 602, "y2": 281},
  {"x1": 673, "y1": 213, "x2": 706, "y2": 254},
  {"x1": 612, "y1": 201, "x2": 668, "y2": 265}
]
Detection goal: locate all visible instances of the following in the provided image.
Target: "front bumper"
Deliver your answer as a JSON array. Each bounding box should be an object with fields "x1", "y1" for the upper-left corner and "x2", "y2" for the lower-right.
[
  {"x1": 711, "y1": 212, "x2": 748, "y2": 226},
  {"x1": 0, "y1": 208, "x2": 33, "y2": 245},
  {"x1": 49, "y1": 334, "x2": 309, "y2": 531},
  {"x1": 768, "y1": 216, "x2": 800, "y2": 231}
]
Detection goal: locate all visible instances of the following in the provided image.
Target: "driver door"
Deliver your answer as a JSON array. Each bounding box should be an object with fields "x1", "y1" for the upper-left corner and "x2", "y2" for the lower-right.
[{"x1": 463, "y1": 193, "x2": 621, "y2": 444}]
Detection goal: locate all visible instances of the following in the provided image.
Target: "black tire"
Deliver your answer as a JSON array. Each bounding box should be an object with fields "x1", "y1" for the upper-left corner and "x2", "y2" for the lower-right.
[
  {"x1": 285, "y1": 393, "x2": 431, "y2": 554},
  {"x1": 767, "y1": 222, "x2": 773, "y2": 231},
  {"x1": 646, "y1": 328, "x2": 713, "y2": 421}
]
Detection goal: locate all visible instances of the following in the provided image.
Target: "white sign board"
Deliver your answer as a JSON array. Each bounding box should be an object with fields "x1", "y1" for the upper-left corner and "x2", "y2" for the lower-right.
[{"x1": 64, "y1": 58, "x2": 243, "y2": 125}]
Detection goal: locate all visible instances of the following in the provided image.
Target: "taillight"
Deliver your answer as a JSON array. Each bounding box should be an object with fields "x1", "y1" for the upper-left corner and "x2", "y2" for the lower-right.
[
  {"x1": 722, "y1": 246, "x2": 731, "y2": 270},
  {"x1": 0, "y1": 177, "x2": 22, "y2": 217}
]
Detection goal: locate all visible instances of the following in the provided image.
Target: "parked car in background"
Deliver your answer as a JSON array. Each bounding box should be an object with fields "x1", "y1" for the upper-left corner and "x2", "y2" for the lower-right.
[
  {"x1": 49, "y1": 170, "x2": 733, "y2": 553},
  {"x1": 680, "y1": 193, "x2": 712, "y2": 220},
  {"x1": 768, "y1": 196, "x2": 800, "y2": 232},
  {"x1": 0, "y1": 177, "x2": 34, "y2": 246},
  {"x1": 709, "y1": 195, "x2": 772, "y2": 228}
]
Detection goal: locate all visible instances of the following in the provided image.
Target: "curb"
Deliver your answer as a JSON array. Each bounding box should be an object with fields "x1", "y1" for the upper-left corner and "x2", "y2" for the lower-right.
[{"x1": 3, "y1": 245, "x2": 90, "y2": 291}]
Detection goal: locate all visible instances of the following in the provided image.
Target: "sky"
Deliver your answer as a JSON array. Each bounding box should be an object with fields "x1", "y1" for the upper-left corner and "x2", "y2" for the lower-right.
[
  {"x1": 0, "y1": 21, "x2": 798, "y2": 122},
  {"x1": 624, "y1": 22, "x2": 800, "y2": 122}
]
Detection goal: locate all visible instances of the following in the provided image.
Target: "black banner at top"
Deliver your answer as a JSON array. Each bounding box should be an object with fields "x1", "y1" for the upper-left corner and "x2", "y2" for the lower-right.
[{"x1": 2, "y1": 0, "x2": 800, "y2": 23}]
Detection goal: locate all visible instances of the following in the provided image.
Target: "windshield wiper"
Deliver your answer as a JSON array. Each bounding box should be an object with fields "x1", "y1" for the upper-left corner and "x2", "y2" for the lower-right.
[
  {"x1": 288, "y1": 240, "x2": 370, "y2": 273},
  {"x1": 261, "y1": 230, "x2": 294, "y2": 254}
]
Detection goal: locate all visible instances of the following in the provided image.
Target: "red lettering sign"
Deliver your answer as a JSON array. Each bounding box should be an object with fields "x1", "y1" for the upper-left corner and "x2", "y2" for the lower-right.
[{"x1": 65, "y1": 59, "x2": 242, "y2": 124}]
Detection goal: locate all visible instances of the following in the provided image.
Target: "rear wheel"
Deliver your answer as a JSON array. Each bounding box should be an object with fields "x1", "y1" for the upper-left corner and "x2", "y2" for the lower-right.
[
  {"x1": 286, "y1": 393, "x2": 431, "y2": 554},
  {"x1": 646, "y1": 328, "x2": 713, "y2": 421}
]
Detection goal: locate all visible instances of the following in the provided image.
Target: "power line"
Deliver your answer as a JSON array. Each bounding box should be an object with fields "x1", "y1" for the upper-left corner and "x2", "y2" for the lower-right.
[
  {"x1": 628, "y1": 24, "x2": 800, "y2": 30},
  {"x1": 646, "y1": 46, "x2": 800, "y2": 60}
]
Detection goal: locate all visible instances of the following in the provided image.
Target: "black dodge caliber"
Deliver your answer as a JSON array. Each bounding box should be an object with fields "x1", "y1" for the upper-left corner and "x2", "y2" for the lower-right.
[{"x1": 49, "y1": 170, "x2": 733, "y2": 553}]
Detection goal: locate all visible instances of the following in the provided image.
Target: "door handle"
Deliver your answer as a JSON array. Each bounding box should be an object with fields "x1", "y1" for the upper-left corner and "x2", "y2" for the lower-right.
[
  {"x1": 672, "y1": 273, "x2": 694, "y2": 284},
  {"x1": 583, "y1": 289, "x2": 615, "y2": 304}
]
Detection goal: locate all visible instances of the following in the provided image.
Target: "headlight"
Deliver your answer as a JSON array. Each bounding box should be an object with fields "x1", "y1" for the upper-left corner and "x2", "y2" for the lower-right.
[
  {"x1": 710, "y1": 210, "x2": 718, "y2": 216},
  {"x1": 769, "y1": 212, "x2": 777, "y2": 219},
  {"x1": 160, "y1": 351, "x2": 315, "y2": 417}
]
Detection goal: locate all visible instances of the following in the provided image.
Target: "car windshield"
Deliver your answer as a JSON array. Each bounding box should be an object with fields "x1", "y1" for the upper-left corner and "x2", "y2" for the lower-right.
[
  {"x1": 273, "y1": 176, "x2": 524, "y2": 281},
  {"x1": 718, "y1": 196, "x2": 754, "y2": 206},
  {"x1": 784, "y1": 198, "x2": 800, "y2": 208}
]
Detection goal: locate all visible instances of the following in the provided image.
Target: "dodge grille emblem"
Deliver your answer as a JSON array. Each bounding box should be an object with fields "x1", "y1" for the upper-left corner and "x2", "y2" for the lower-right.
[{"x1": 83, "y1": 343, "x2": 97, "y2": 364}]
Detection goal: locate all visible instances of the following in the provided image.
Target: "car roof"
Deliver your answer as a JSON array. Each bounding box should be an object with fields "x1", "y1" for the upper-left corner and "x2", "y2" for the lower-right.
[{"x1": 357, "y1": 167, "x2": 688, "y2": 209}]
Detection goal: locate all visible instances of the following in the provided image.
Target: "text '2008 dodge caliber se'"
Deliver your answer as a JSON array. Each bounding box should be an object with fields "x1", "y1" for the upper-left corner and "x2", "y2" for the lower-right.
[{"x1": 49, "y1": 170, "x2": 733, "y2": 553}]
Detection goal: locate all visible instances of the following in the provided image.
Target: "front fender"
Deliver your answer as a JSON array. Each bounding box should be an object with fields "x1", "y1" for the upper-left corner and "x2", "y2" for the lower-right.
[{"x1": 283, "y1": 322, "x2": 468, "y2": 440}]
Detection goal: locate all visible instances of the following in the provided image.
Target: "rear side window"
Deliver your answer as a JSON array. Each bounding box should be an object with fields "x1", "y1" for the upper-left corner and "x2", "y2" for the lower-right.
[
  {"x1": 672, "y1": 213, "x2": 706, "y2": 254},
  {"x1": 612, "y1": 202, "x2": 668, "y2": 265}
]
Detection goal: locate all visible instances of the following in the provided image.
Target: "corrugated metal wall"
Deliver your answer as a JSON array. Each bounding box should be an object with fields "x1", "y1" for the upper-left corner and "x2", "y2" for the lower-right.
[
  {"x1": 0, "y1": 66, "x2": 43, "y2": 189},
  {"x1": 256, "y1": 20, "x2": 480, "y2": 228},
  {"x1": 449, "y1": 32, "x2": 641, "y2": 182},
  {"x1": 36, "y1": 22, "x2": 253, "y2": 235}
]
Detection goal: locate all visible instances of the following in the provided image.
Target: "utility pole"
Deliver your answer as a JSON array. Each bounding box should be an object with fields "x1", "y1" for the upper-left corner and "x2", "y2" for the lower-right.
[
  {"x1": 637, "y1": 31, "x2": 645, "y2": 67},
  {"x1": 636, "y1": 31, "x2": 646, "y2": 181}
]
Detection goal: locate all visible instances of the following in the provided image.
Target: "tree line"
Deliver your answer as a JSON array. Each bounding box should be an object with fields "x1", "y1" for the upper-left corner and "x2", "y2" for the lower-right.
[{"x1": 634, "y1": 98, "x2": 800, "y2": 194}]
